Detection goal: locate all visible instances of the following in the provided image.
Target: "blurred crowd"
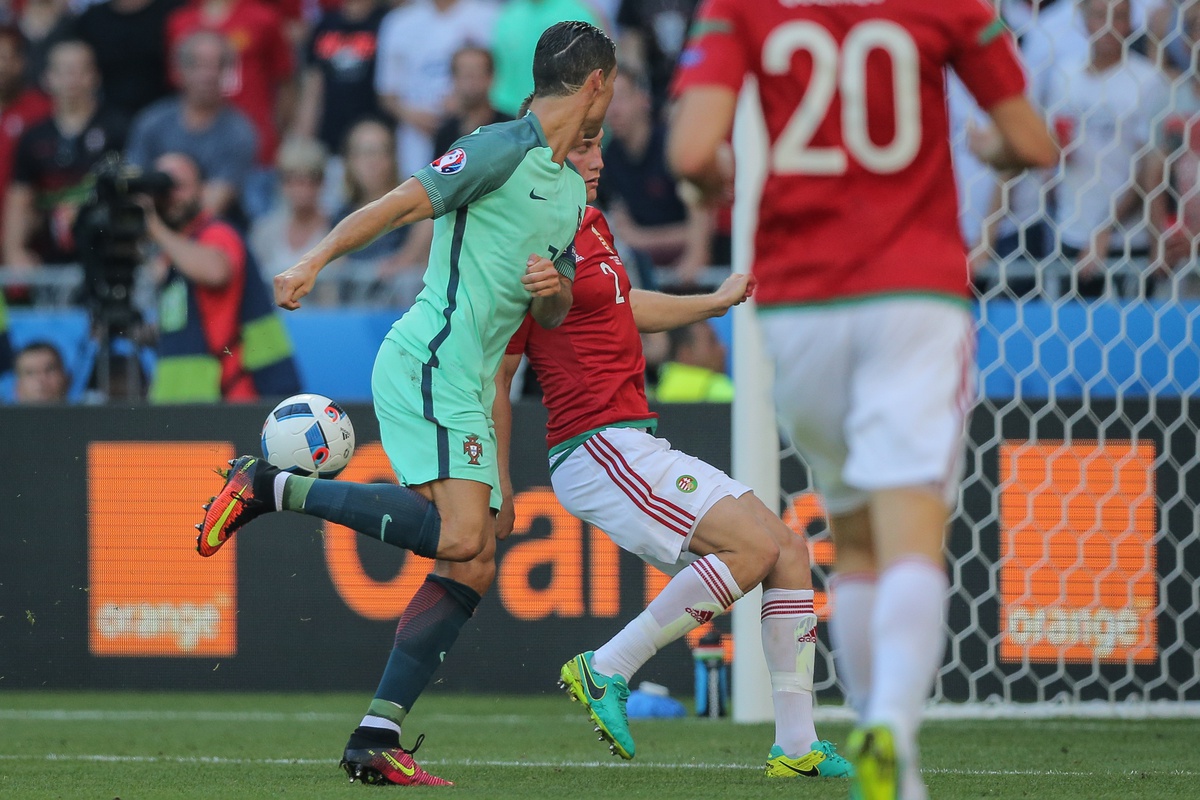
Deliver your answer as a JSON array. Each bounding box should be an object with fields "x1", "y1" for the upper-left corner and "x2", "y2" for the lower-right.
[
  {"x1": 960, "y1": 0, "x2": 1200, "y2": 300},
  {"x1": 1, "y1": 0, "x2": 1199, "y2": 404}
]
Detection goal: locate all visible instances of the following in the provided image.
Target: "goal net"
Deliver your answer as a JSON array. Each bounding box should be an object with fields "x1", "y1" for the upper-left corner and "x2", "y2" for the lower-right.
[{"x1": 730, "y1": 2, "x2": 1200, "y2": 719}]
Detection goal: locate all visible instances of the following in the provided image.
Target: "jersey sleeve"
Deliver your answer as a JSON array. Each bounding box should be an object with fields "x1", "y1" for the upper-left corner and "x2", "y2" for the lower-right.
[
  {"x1": 669, "y1": 0, "x2": 749, "y2": 98},
  {"x1": 505, "y1": 313, "x2": 534, "y2": 355},
  {"x1": 413, "y1": 127, "x2": 527, "y2": 218},
  {"x1": 553, "y1": 243, "x2": 577, "y2": 282},
  {"x1": 949, "y1": 0, "x2": 1027, "y2": 110}
]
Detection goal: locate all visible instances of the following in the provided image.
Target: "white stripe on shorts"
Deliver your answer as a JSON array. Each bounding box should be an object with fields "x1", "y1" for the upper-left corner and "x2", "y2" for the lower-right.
[{"x1": 582, "y1": 436, "x2": 695, "y2": 536}]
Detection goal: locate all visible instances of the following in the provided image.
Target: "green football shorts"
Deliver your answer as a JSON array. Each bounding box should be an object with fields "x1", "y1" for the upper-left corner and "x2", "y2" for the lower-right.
[{"x1": 371, "y1": 337, "x2": 501, "y2": 510}]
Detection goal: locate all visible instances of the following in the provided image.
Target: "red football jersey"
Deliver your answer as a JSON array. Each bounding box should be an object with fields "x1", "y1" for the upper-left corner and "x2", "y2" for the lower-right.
[
  {"x1": 168, "y1": 0, "x2": 295, "y2": 164},
  {"x1": 672, "y1": 0, "x2": 1027, "y2": 305},
  {"x1": 507, "y1": 207, "x2": 657, "y2": 449}
]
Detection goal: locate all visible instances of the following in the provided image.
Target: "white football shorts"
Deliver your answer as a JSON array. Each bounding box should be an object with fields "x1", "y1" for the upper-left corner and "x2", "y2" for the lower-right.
[
  {"x1": 550, "y1": 427, "x2": 752, "y2": 574},
  {"x1": 760, "y1": 297, "x2": 976, "y2": 515}
]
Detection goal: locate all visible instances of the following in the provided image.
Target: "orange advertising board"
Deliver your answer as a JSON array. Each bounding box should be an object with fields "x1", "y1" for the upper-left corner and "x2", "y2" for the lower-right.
[
  {"x1": 999, "y1": 440, "x2": 1157, "y2": 664},
  {"x1": 88, "y1": 441, "x2": 238, "y2": 657}
]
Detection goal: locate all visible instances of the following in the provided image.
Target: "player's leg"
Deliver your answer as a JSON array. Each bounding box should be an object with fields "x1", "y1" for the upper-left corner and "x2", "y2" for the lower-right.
[
  {"x1": 836, "y1": 299, "x2": 972, "y2": 800},
  {"x1": 198, "y1": 343, "x2": 496, "y2": 562},
  {"x1": 342, "y1": 535, "x2": 497, "y2": 786},
  {"x1": 826, "y1": 505, "x2": 876, "y2": 720},
  {"x1": 745, "y1": 496, "x2": 852, "y2": 779}
]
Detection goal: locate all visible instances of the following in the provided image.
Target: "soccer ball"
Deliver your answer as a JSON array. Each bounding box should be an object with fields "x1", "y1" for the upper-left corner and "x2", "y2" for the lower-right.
[{"x1": 261, "y1": 393, "x2": 355, "y2": 478}]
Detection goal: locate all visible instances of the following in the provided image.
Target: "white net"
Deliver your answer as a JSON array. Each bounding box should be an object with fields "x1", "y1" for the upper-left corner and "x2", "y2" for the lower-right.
[{"x1": 738, "y1": 1, "x2": 1200, "y2": 713}]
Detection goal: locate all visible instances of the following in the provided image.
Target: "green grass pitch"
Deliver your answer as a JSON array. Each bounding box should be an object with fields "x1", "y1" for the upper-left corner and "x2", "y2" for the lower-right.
[{"x1": 0, "y1": 691, "x2": 1196, "y2": 799}]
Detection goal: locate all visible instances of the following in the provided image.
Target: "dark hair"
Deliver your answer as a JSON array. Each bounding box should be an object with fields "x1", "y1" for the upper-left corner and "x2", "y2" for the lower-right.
[
  {"x1": 15, "y1": 340, "x2": 65, "y2": 370},
  {"x1": 531, "y1": 21, "x2": 616, "y2": 98},
  {"x1": 451, "y1": 44, "x2": 494, "y2": 77},
  {"x1": 667, "y1": 323, "x2": 699, "y2": 361}
]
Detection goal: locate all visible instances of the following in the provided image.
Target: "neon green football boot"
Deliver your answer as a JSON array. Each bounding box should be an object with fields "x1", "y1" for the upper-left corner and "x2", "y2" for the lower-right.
[
  {"x1": 847, "y1": 724, "x2": 899, "y2": 800},
  {"x1": 558, "y1": 651, "x2": 634, "y2": 759},
  {"x1": 765, "y1": 740, "x2": 854, "y2": 778}
]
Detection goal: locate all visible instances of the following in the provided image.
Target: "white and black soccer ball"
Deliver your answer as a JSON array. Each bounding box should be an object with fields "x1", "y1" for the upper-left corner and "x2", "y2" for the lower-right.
[{"x1": 261, "y1": 393, "x2": 355, "y2": 478}]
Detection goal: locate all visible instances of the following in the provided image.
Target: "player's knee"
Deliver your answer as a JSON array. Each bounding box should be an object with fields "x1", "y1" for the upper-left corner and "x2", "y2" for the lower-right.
[{"x1": 438, "y1": 520, "x2": 492, "y2": 562}]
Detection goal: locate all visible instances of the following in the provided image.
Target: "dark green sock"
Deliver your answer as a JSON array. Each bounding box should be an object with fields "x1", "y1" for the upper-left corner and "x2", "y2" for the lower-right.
[
  {"x1": 366, "y1": 575, "x2": 482, "y2": 727},
  {"x1": 281, "y1": 476, "x2": 441, "y2": 558}
]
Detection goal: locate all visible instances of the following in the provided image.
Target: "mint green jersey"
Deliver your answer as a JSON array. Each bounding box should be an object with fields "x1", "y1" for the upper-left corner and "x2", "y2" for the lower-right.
[{"x1": 385, "y1": 114, "x2": 584, "y2": 408}]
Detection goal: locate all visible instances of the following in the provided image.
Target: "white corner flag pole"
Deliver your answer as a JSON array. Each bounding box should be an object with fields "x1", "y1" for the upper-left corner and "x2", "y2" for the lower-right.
[{"x1": 730, "y1": 78, "x2": 776, "y2": 724}]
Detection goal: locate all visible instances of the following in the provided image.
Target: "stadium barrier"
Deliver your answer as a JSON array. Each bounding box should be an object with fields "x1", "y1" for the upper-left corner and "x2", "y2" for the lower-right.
[{"x1": 3, "y1": 400, "x2": 1197, "y2": 706}]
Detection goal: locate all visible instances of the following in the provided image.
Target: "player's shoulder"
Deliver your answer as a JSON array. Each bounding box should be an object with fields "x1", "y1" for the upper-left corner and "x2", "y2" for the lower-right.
[
  {"x1": 451, "y1": 116, "x2": 545, "y2": 165},
  {"x1": 578, "y1": 206, "x2": 620, "y2": 255}
]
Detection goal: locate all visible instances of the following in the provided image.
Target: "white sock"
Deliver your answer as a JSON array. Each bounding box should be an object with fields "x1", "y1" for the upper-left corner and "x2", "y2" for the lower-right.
[
  {"x1": 761, "y1": 588, "x2": 819, "y2": 755},
  {"x1": 273, "y1": 472, "x2": 288, "y2": 511},
  {"x1": 829, "y1": 571, "x2": 877, "y2": 720},
  {"x1": 592, "y1": 554, "x2": 743, "y2": 680},
  {"x1": 865, "y1": 557, "x2": 948, "y2": 748}
]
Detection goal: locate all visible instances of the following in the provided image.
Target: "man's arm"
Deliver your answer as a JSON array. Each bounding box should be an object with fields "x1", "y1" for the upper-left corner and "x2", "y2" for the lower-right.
[
  {"x1": 970, "y1": 96, "x2": 1059, "y2": 171},
  {"x1": 492, "y1": 352, "x2": 523, "y2": 539},
  {"x1": 142, "y1": 204, "x2": 232, "y2": 288},
  {"x1": 667, "y1": 86, "x2": 737, "y2": 205},
  {"x1": 2, "y1": 184, "x2": 40, "y2": 268},
  {"x1": 522, "y1": 254, "x2": 573, "y2": 329},
  {"x1": 275, "y1": 177, "x2": 435, "y2": 309},
  {"x1": 630, "y1": 272, "x2": 752, "y2": 333},
  {"x1": 290, "y1": 66, "x2": 323, "y2": 140}
]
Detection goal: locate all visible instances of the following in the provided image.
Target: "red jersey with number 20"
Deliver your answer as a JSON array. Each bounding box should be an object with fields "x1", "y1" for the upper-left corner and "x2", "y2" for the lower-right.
[
  {"x1": 671, "y1": 0, "x2": 1027, "y2": 306},
  {"x1": 506, "y1": 207, "x2": 656, "y2": 449}
]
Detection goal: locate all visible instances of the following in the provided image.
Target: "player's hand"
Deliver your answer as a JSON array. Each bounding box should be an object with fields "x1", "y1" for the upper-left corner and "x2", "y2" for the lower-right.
[
  {"x1": 495, "y1": 491, "x2": 516, "y2": 540},
  {"x1": 713, "y1": 272, "x2": 756, "y2": 309},
  {"x1": 521, "y1": 254, "x2": 562, "y2": 297},
  {"x1": 275, "y1": 260, "x2": 320, "y2": 310}
]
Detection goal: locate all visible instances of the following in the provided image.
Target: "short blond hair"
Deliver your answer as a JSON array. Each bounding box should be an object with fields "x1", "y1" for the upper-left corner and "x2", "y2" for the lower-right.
[{"x1": 276, "y1": 136, "x2": 328, "y2": 177}]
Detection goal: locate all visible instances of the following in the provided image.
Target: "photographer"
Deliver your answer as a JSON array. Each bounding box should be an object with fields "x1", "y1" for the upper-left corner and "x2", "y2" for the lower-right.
[{"x1": 143, "y1": 151, "x2": 300, "y2": 403}]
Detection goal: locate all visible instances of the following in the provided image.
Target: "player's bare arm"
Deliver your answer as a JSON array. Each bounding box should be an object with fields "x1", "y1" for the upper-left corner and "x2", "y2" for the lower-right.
[
  {"x1": 969, "y1": 95, "x2": 1058, "y2": 171},
  {"x1": 666, "y1": 86, "x2": 737, "y2": 206},
  {"x1": 492, "y1": 353, "x2": 523, "y2": 540},
  {"x1": 629, "y1": 272, "x2": 754, "y2": 333},
  {"x1": 522, "y1": 254, "x2": 574, "y2": 329},
  {"x1": 274, "y1": 177, "x2": 436, "y2": 310}
]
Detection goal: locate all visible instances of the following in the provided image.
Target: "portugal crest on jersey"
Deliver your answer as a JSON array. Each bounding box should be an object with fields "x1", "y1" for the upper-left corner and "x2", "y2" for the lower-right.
[{"x1": 463, "y1": 434, "x2": 484, "y2": 465}]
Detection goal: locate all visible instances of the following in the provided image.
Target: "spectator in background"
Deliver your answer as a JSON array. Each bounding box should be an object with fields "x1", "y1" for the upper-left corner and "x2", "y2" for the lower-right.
[
  {"x1": 490, "y1": 0, "x2": 601, "y2": 117},
  {"x1": 375, "y1": 0, "x2": 498, "y2": 179},
  {"x1": 3, "y1": 40, "x2": 126, "y2": 272},
  {"x1": 331, "y1": 118, "x2": 428, "y2": 305},
  {"x1": 432, "y1": 45, "x2": 511, "y2": 155},
  {"x1": 1147, "y1": 0, "x2": 1194, "y2": 74},
  {"x1": 0, "y1": 26, "x2": 52, "y2": 259},
  {"x1": 125, "y1": 30, "x2": 257, "y2": 220},
  {"x1": 144, "y1": 152, "x2": 301, "y2": 403},
  {"x1": 1041, "y1": 0, "x2": 1170, "y2": 297},
  {"x1": 250, "y1": 136, "x2": 331, "y2": 281},
  {"x1": 655, "y1": 320, "x2": 731, "y2": 402},
  {"x1": 293, "y1": 0, "x2": 386, "y2": 176},
  {"x1": 1154, "y1": 1, "x2": 1200, "y2": 289},
  {"x1": 167, "y1": 0, "x2": 296, "y2": 216},
  {"x1": 17, "y1": 0, "x2": 72, "y2": 84},
  {"x1": 598, "y1": 67, "x2": 710, "y2": 287},
  {"x1": 64, "y1": 0, "x2": 185, "y2": 120},
  {"x1": 14, "y1": 340, "x2": 69, "y2": 403},
  {"x1": 615, "y1": 0, "x2": 697, "y2": 116}
]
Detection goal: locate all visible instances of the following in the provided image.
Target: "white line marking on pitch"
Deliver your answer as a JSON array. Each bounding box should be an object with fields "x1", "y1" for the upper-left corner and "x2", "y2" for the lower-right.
[
  {"x1": 0, "y1": 754, "x2": 1195, "y2": 777},
  {"x1": 0, "y1": 710, "x2": 573, "y2": 724}
]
